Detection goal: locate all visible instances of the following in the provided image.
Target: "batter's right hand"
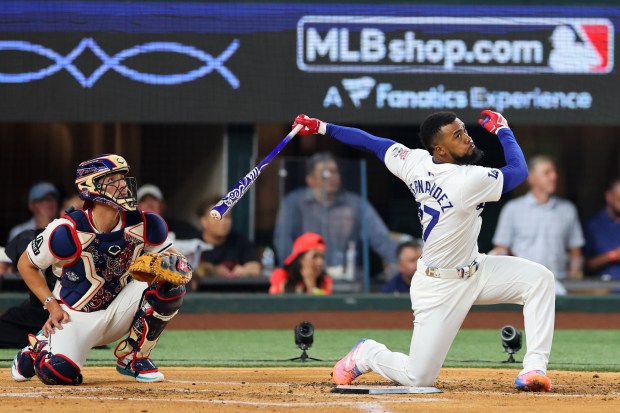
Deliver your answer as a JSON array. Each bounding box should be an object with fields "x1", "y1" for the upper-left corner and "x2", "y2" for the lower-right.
[
  {"x1": 293, "y1": 114, "x2": 325, "y2": 136},
  {"x1": 43, "y1": 305, "x2": 70, "y2": 337},
  {"x1": 478, "y1": 110, "x2": 509, "y2": 135}
]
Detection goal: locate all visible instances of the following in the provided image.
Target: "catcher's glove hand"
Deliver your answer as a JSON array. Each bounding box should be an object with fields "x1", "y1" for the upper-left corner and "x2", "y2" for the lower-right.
[{"x1": 129, "y1": 252, "x2": 193, "y2": 285}]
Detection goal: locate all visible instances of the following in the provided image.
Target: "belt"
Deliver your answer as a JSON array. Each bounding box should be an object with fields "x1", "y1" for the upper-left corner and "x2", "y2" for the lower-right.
[{"x1": 421, "y1": 259, "x2": 479, "y2": 280}]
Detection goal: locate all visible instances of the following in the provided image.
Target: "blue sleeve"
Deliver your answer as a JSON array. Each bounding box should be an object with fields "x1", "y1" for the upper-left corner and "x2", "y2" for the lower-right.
[
  {"x1": 326, "y1": 124, "x2": 396, "y2": 161},
  {"x1": 497, "y1": 129, "x2": 528, "y2": 194}
]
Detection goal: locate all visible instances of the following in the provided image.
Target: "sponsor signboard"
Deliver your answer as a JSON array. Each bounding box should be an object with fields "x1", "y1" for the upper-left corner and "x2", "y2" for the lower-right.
[{"x1": 0, "y1": 2, "x2": 618, "y2": 125}]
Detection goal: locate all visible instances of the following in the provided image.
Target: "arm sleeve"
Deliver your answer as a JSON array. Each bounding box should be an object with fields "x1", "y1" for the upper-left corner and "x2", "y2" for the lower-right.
[
  {"x1": 326, "y1": 124, "x2": 396, "y2": 161},
  {"x1": 497, "y1": 128, "x2": 528, "y2": 194}
]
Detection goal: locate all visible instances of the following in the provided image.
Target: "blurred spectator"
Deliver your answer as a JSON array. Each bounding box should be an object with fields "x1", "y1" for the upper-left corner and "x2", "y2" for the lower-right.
[
  {"x1": 269, "y1": 232, "x2": 333, "y2": 295},
  {"x1": 61, "y1": 193, "x2": 83, "y2": 214},
  {"x1": 274, "y1": 152, "x2": 396, "y2": 276},
  {"x1": 492, "y1": 155, "x2": 584, "y2": 295},
  {"x1": 380, "y1": 239, "x2": 423, "y2": 293},
  {"x1": 137, "y1": 184, "x2": 201, "y2": 240},
  {"x1": 194, "y1": 196, "x2": 260, "y2": 278},
  {"x1": 0, "y1": 229, "x2": 55, "y2": 348},
  {"x1": 7, "y1": 182, "x2": 59, "y2": 242},
  {"x1": 583, "y1": 178, "x2": 620, "y2": 280}
]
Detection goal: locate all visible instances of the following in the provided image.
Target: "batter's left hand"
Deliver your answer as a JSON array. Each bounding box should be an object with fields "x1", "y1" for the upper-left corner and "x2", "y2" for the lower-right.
[
  {"x1": 478, "y1": 110, "x2": 509, "y2": 135},
  {"x1": 43, "y1": 304, "x2": 70, "y2": 337},
  {"x1": 293, "y1": 114, "x2": 326, "y2": 136}
]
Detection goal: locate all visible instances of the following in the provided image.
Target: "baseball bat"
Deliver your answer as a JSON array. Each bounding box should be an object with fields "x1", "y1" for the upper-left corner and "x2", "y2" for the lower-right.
[{"x1": 210, "y1": 123, "x2": 304, "y2": 220}]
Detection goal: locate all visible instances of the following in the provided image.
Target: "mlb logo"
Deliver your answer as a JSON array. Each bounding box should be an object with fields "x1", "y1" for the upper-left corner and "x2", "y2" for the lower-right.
[{"x1": 550, "y1": 22, "x2": 614, "y2": 73}]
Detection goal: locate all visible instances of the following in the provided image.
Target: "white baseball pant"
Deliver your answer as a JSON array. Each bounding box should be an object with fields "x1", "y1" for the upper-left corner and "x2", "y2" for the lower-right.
[
  {"x1": 357, "y1": 254, "x2": 555, "y2": 386},
  {"x1": 42, "y1": 280, "x2": 147, "y2": 368}
]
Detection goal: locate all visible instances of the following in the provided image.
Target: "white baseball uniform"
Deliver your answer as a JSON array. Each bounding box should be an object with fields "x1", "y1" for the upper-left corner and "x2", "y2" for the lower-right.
[{"x1": 354, "y1": 144, "x2": 556, "y2": 386}]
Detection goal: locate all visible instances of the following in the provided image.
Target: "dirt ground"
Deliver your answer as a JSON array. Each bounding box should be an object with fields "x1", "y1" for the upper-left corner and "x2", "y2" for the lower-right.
[{"x1": 1, "y1": 367, "x2": 618, "y2": 413}]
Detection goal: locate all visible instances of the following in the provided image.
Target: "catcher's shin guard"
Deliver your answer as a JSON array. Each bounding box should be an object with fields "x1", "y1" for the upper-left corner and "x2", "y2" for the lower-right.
[{"x1": 115, "y1": 282, "x2": 185, "y2": 381}]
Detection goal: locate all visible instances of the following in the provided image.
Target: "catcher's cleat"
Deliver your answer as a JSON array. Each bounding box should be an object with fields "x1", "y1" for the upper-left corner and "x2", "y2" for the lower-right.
[
  {"x1": 11, "y1": 348, "x2": 35, "y2": 382},
  {"x1": 11, "y1": 334, "x2": 45, "y2": 382},
  {"x1": 332, "y1": 338, "x2": 367, "y2": 385},
  {"x1": 515, "y1": 370, "x2": 552, "y2": 392},
  {"x1": 116, "y1": 355, "x2": 165, "y2": 382}
]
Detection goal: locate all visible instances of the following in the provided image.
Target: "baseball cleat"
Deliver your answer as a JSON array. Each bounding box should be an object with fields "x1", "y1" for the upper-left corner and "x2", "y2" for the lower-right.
[
  {"x1": 515, "y1": 370, "x2": 552, "y2": 392},
  {"x1": 11, "y1": 348, "x2": 35, "y2": 382},
  {"x1": 116, "y1": 356, "x2": 165, "y2": 382},
  {"x1": 332, "y1": 338, "x2": 367, "y2": 385}
]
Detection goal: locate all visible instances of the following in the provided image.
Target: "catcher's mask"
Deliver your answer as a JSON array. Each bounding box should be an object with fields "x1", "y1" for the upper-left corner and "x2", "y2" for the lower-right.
[{"x1": 75, "y1": 154, "x2": 137, "y2": 212}]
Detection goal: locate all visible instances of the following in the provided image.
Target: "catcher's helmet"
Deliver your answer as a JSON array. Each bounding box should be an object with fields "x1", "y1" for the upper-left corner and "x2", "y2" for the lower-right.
[{"x1": 75, "y1": 154, "x2": 137, "y2": 211}]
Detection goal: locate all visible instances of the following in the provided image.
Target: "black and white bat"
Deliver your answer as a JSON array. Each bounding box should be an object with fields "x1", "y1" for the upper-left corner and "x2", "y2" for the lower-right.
[{"x1": 210, "y1": 123, "x2": 304, "y2": 220}]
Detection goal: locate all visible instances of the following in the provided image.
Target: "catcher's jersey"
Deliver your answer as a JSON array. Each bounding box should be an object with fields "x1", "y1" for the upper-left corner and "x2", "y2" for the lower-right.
[
  {"x1": 26, "y1": 209, "x2": 169, "y2": 312},
  {"x1": 384, "y1": 145, "x2": 504, "y2": 268}
]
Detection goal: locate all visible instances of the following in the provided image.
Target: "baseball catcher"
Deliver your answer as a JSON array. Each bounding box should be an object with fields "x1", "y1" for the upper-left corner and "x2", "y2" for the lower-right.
[{"x1": 11, "y1": 154, "x2": 188, "y2": 385}]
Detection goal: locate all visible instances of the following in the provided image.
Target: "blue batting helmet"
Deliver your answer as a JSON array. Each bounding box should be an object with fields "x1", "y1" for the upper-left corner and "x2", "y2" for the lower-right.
[{"x1": 74, "y1": 154, "x2": 137, "y2": 211}]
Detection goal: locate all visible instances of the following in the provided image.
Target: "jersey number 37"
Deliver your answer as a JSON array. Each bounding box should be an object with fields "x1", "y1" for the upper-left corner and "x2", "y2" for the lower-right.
[{"x1": 417, "y1": 201, "x2": 439, "y2": 242}]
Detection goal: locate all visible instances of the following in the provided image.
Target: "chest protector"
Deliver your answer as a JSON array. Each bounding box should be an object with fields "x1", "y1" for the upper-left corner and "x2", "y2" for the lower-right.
[{"x1": 57, "y1": 210, "x2": 161, "y2": 312}]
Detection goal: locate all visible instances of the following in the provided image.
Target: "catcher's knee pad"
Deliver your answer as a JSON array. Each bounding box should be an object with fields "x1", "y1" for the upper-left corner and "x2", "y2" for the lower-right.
[
  {"x1": 146, "y1": 281, "x2": 186, "y2": 315},
  {"x1": 34, "y1": 352, "x2": 82, "y2": 385}
]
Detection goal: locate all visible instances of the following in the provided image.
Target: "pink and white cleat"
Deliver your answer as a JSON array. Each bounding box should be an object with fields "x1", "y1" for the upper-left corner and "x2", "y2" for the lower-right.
[
  {"x1": 515, "y1": 370, "x2": 552, "y2": 392},
  {"x1": 331, "y1": 339, "x2": 367, "y2": 385}
]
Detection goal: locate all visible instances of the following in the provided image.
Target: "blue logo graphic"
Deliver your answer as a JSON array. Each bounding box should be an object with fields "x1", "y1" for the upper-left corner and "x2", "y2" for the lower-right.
[{"x1": 0, "y1": 38, "x2": 240, "y2": 88}]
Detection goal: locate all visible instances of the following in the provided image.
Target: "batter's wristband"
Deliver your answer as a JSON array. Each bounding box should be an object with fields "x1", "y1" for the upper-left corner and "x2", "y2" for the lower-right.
[{"x1": 608, "y1": 250, "x2": 619, "y2": 262}]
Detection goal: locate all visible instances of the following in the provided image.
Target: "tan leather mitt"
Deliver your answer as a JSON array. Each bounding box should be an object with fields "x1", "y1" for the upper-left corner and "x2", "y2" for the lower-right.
[{"x1": 129, "y1": 252, "x2": 193, "y2": 285}]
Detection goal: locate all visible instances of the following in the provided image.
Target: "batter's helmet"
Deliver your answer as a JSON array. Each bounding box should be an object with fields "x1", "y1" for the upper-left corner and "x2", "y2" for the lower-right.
[{"x1": 75, "y1": 154, "x2": 137, "y2": 212}]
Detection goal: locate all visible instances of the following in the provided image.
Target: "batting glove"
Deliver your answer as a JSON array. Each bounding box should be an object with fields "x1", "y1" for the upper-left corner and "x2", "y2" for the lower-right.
[
  {"x1": 293, "y1": 114, "x2": 327, "y2": 136},
  {"x1": 478, "y1": 110, "x2": 509, "y2": 135}
]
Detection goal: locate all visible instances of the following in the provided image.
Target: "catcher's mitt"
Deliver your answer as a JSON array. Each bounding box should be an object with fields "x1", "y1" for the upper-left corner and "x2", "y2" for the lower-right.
[{"x1": 129, "y1": 252, "x2": 193, "y2": 285}]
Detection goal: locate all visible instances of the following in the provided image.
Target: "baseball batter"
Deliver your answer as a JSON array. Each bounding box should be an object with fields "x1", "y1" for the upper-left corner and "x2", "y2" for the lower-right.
[
  {"x1": 11, "y1": 154, "x2": 187, "y2": 385},
  {"x1": 293, "y1": 110, "x2": 555, "y2": 392}
]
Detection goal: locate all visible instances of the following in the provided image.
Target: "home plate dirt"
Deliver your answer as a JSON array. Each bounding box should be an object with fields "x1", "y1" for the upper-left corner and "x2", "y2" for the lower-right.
[{"x1": 1, "y1": 367, "x2": 619, "y2": 413}]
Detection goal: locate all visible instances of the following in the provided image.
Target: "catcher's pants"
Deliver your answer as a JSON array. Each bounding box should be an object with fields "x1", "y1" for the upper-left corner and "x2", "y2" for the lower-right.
[
  {"x1": 357, "y1": 254, "x2": 555, "y2": 386},
  {"x1": 44, "y1": 280, "x2": 147, "y2": 368}
]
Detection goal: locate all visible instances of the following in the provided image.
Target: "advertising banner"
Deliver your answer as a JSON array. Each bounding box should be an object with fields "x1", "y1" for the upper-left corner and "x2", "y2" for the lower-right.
[{"x1": 0, "y1": 2, "x2": 618, "y2": 124}]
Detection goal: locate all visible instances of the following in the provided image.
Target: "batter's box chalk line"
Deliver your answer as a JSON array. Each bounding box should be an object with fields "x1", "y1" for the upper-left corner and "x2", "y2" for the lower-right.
[{"x1": 332, "y1": 385, "x2": 442, "y2": 394}]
